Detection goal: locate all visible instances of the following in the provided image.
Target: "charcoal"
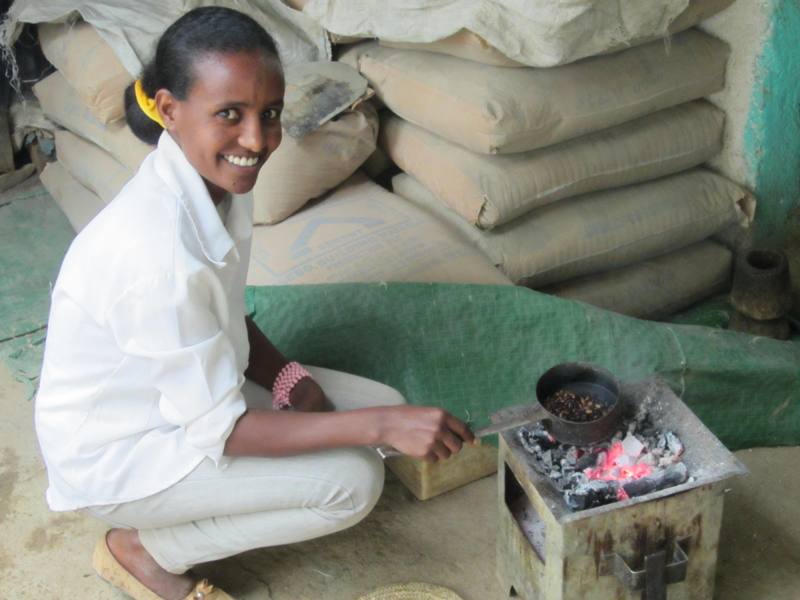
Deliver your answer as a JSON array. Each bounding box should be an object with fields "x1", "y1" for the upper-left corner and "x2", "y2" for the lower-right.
[
  {"x1": 565, "y1": 479, "x2": 619, "y2": 511},
  {"x1": 658, "y1": 456, "x2": 675, "y2": 468},
  {"x1": 640, "y1": 453, "x2": 657, "y2": 467},
  {"x1": 518, "y1": 436, "x2": 539, "y2": 456},
  {"x1": 518, "y1": 423, "x2": 559, "y2": 451},
  {"x1": 567, "y1": 471, "x2": 588, "y2": 487},
  {"x1": 665, "y1": 431, "x2": 684, "y2": 457},
  {"x1": 622, "y1": 463, "x2": 689, "y2": 498},
  {"x1": 576, "y1": 451, "x2": 598, "y2": 471},
  {"x1": 565, "y1": 446, "x2": 579, "y2": 466},
  {"x1": 517, "y1": 415, "x2": 689, "y2": 512}
]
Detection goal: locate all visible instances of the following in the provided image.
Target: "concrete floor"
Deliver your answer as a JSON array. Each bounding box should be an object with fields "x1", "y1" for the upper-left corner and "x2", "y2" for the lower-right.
[{"x1": 1, "y1": 362, "x2": 799, "y2": 599}]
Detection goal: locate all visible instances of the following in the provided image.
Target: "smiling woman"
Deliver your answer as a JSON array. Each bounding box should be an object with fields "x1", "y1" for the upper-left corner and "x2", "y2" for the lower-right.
[
  {"x1": 123, "y1": 9, "x2": 284, "y2": 201},
  {"x1": 156, "y1": 51, "x2": 284, "y2": 199},
  {"x1": 34, "y1": 6, "x2": 474, "y2": 600}
]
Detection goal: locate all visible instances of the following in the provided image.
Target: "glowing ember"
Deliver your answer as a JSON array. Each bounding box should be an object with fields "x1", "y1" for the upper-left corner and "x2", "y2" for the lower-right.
[
  {"x1": 517, "y1": 413, "x2": 689, "y2": 511},
  {"x1": 584, "y1": 440, "x2": 653, "y2": 481},
  {"x1": 583, "y1": 439, "x2": 653, "y2": 501}
]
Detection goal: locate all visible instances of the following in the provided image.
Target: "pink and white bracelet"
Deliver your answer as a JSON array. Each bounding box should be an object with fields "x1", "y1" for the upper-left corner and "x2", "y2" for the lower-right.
[{"x1": 272, "y1": 361, "x2": 313, "y2": 410}]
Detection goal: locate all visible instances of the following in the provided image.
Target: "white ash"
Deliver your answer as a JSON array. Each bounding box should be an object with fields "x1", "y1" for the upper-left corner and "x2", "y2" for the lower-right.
[{"x1": 516, "y1": 411, "x2": 689, "y2": 511}]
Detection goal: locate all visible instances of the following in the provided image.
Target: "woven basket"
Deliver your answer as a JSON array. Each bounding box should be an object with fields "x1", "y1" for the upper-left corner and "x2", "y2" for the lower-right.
[{"x1": 357, "y1": 582, "x2": 464, "y2": 600}]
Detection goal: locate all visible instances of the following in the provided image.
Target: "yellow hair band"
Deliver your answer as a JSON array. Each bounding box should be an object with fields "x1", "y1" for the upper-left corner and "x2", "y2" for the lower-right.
[{"x1": 134, "y1": 79, "x2": 164, "y2": 128}]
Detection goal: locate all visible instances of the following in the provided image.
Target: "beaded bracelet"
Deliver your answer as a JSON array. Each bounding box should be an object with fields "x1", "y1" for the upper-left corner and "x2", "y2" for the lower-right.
[{"x1": 272, "y1": 361, "x2": 313, "y2": 410}]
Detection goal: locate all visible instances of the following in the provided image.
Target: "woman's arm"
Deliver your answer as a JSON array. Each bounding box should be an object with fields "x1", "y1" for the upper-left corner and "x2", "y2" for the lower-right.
[
  {"x1": 243, "y1": 315, "x2": 289, "y2": 389},
  {"x1": 244, "y1": 316, "x2": 332, "y2": 412},
  {"x1": 224, "y1": 404, "x2": 476, "y2": 462},
  {"x1": 237, "y1": 317, "x2": 475, "y2": 460}
]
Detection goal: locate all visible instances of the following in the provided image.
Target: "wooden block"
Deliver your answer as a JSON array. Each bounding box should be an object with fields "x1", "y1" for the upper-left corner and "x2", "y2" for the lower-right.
[{"x1": 385, "y1": 442, "x2": 498, "y2": 501}]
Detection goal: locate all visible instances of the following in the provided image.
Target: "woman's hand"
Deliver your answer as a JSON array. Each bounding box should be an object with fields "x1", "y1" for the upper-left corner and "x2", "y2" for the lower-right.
[
  {"x1": 288, "y1": 377, "x2": 334, "y2": 412},
  {"x1": 378, "y1": 405, "x2": 476, "y2": 463}
]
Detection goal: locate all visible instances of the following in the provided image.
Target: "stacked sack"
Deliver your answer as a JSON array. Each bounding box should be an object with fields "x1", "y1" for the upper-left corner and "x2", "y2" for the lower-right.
[
  {"x1": 31, "y1": 17, "x2": 509, "y2": 287},
  {"x1": 34, "y1": 22, "x2": 149, "y2": 231},
  {"x1": 331, "y1": 3, "x2": 756, "y2": 320}
]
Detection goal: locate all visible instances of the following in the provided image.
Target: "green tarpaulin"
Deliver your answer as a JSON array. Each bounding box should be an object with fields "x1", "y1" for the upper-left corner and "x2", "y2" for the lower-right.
[{"x1": 247, "y1": 283, "x2": 800, "y2": 450}]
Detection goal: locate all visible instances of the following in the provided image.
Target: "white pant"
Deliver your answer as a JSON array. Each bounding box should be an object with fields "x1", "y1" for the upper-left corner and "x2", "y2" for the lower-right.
[{"x1": 86, "y1": 367, "x2": 405, "y2": 574}]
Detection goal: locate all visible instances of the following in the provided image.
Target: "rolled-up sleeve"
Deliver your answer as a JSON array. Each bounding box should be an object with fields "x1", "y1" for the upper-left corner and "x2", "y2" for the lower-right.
[{"x1": 106, "y1": 269, "x2": 247, "y2": 462}]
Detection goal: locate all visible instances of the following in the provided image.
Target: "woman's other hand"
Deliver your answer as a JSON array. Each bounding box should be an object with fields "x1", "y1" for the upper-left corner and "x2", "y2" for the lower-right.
[
  {"x1": 379, "y1": 406, "x2": 475, "y2": 463},
  {"x1": 288, "y1": 377, "x2": 334, "y2": 412}
]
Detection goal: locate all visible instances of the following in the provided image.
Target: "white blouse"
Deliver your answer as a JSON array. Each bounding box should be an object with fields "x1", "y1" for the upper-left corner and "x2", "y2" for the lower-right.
[{"x1": 36, "y1": 132, "x2": 252, "y2": 511}]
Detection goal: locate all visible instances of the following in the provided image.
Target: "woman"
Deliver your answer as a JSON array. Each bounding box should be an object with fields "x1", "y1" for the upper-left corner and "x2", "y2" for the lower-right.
[{"x1": 35, "y1": 8, "x2": 474, "y2": 600}]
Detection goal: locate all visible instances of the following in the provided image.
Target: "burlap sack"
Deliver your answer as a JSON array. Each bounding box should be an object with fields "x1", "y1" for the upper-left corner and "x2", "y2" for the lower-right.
[
  {"x1": 378, "y1": 0, "x2": 734, "y2": 67},
  {"x1": 545, "y1": 241, "x2": 732, "y2": 319},
  {"x1": 6, "y1": 0, "x2": 329, "y2": 79},
  {"x1": 34, "y1": 72, "x2": 152, "y2": 171},
  {"x1": 380, "y1": 101, "x2": 724, "y2": 229},
  {"x1": 55, "y1": 130, "x2": 134, "y2": 203},
  {"x1": 381, "y1": 29, "x2": 525, "y2": 67},
  {"x1": 41, "y1": 161, "x2": 106, "y2": 233},
  {"x1": 341, "y1": 30, "x2": 728, "y2": 155},
  {"x1": 361, "y1": 145, "x2": 394, "y2": 180},
  {"x1": 38, "y1": 22, "x2": 132, "y2": 124},
  {"x1": 248, "y1": 172, "x2": 511, "y2": 286},
  {"x1": 282, "y1": 0, "x2": 364, "y2": 44},
  {"x1": 253, "y1": 102, "x2": 378, "y2": 224},
  {"x1": 391, "y1": 170, "x2": 754, "y2": 287}
]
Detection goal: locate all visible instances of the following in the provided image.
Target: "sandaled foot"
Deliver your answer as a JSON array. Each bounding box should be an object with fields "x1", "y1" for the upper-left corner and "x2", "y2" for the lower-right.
[
  {"x1": 92, "y1": 530, "x2": 235, "y2": 600},
  {"x1": 93, "y1": 531, "x2": 177, "y2": 599}
]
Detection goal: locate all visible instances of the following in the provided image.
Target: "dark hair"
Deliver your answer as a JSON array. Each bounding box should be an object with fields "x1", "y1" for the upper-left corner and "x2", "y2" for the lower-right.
[{"x1": 124, "y1": 6, "x2": 281, "y2": 145}]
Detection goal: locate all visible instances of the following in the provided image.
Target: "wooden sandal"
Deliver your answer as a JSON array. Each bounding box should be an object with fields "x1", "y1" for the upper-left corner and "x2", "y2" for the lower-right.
[{"x1": 92, "y1": 533, "x2": 235, "y2": 600}]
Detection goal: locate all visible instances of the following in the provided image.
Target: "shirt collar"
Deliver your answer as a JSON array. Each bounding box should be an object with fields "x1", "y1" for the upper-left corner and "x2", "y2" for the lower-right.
[{"x1": 153, "y1": 131, "x2": 235, "y2": 266}]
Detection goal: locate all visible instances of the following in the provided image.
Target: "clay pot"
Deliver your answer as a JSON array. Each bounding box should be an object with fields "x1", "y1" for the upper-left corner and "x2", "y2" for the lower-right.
[
  {"x1": 730, "y1": 249, "x2": 792, "y2": 320},
  {"x1": 728, "y1": 311, "x2": 791, "y2": 340}
]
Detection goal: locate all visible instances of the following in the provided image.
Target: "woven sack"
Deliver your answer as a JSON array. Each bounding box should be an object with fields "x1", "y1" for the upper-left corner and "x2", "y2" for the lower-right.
[
  {"x1": 392, "y1": 170, "x2": 753, "y2": 287},
  {"x1": 248, "y1": 173, "x2": 511, "y2": 286},
  {"x1": 340, "y1": 30, "x2": 728, "y2": 155},
  {"x1": 380, "y1": 101, "x2": 724, "y2": 229}
]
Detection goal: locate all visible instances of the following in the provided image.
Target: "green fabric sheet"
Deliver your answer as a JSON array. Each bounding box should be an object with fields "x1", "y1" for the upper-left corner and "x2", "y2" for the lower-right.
[
  {"x1": 0, "y1": 180, "x2": 73, "y2": 397},
  {"x1": 247, "y1": 283, "x2": 800, "y2": 450}
]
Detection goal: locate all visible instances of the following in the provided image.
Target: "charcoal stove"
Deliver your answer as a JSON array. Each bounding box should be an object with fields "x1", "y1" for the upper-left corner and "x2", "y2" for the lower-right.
[{"x1": 495, "y1": 378, "x2": 746, "y2": 600}]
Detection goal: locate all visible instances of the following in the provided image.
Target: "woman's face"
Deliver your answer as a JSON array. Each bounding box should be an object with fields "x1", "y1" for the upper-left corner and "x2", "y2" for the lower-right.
[{"x1": 157, "y1": 50, "x2": 285, "y2": 202}]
